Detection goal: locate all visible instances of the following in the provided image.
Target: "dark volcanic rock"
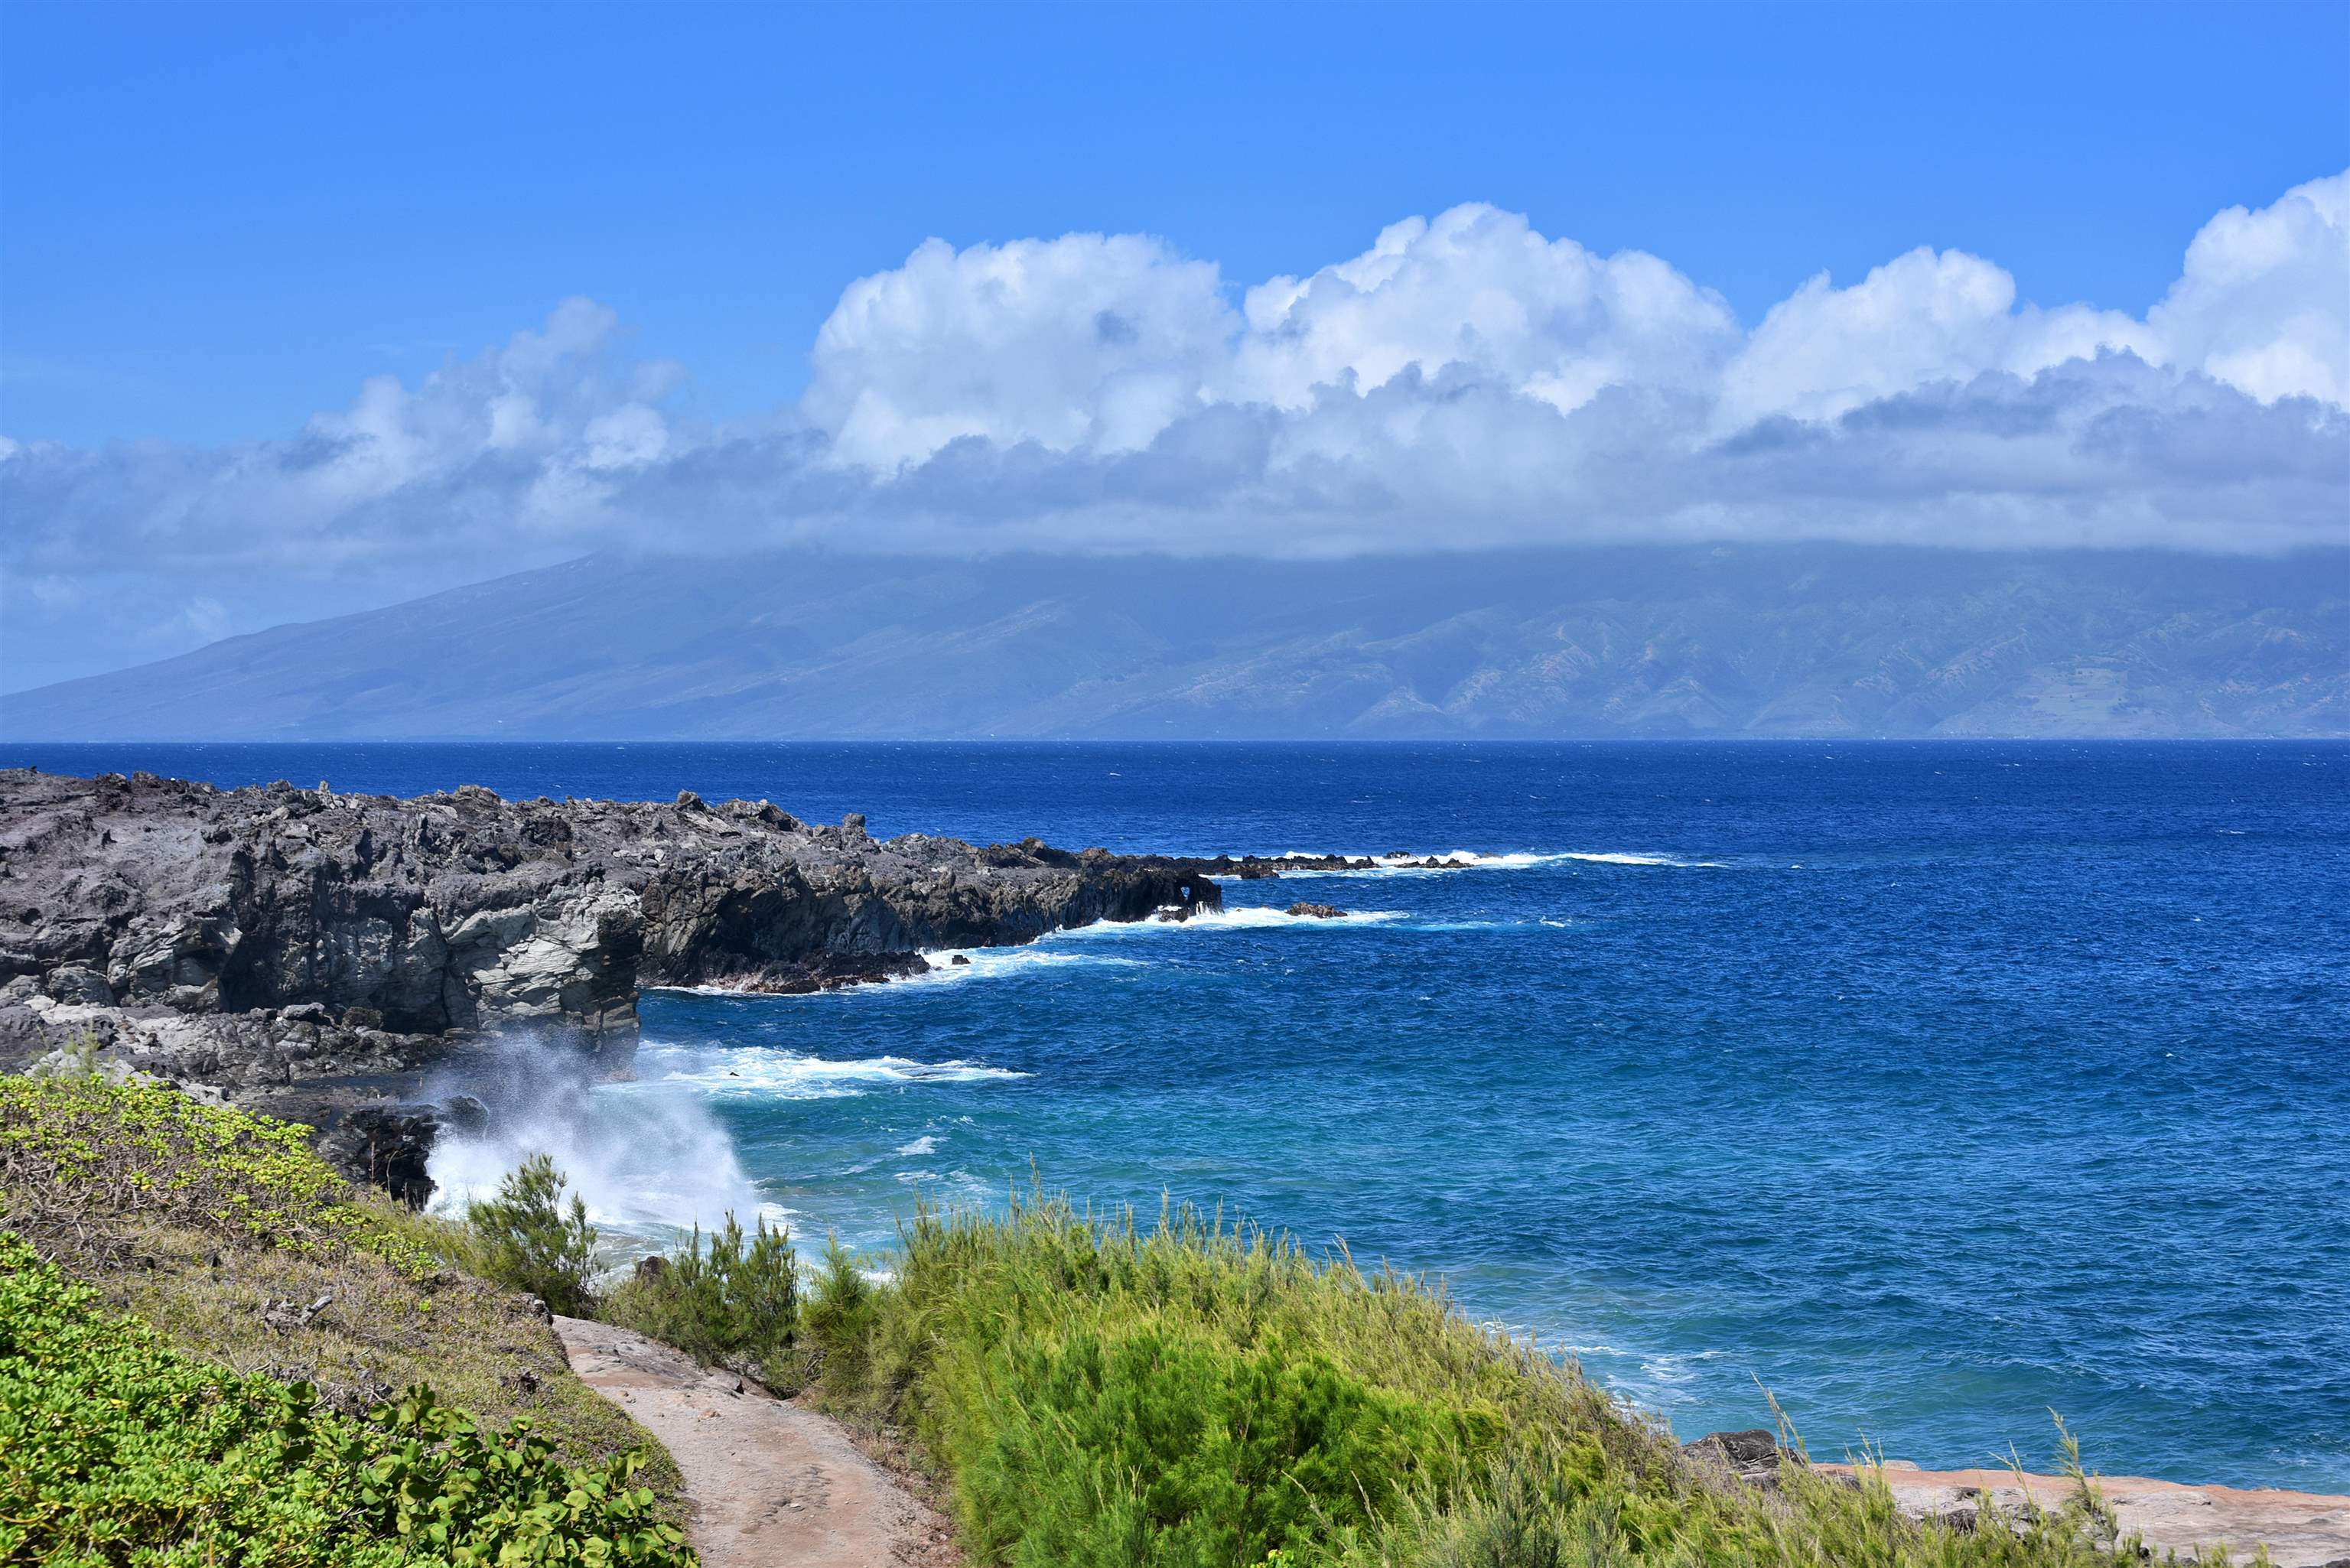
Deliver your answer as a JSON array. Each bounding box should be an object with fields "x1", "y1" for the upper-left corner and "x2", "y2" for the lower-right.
[
  {"x1": 1284, "y1": 903, "x2": 1348, "y2": 919},
  {"x1": 0, "y1": 769, "x2": 1219, "y2": 1184},
  {"x1": 314, "y1": 1104, "x2": 443, "y2": 1209}
]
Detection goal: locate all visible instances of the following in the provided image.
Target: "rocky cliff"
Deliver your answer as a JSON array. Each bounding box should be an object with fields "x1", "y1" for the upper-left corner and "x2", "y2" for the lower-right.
[{"x1": 0, "y1": 768, "x2": 1217, "y2": 1192}]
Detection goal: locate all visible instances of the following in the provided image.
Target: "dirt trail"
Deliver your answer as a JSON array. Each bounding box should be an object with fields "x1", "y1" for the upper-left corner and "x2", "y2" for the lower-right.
[{"x1": 555, "y1": 1316, "x2": 955, "y2": 1568}]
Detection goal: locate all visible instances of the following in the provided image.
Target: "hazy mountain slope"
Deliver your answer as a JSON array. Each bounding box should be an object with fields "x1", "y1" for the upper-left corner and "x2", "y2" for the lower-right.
[{"x1": 5, "y1": 545, "x2": 2344, "y2": 739}]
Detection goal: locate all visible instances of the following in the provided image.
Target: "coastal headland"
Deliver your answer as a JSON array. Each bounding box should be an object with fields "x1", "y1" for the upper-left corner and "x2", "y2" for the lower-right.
[
  {"x1": 0, "y1": 767, "x2": 1217, "y2": 1195},
  {"x1": 2, "y1": 764, "x2": 2345, "y2": 1561}
]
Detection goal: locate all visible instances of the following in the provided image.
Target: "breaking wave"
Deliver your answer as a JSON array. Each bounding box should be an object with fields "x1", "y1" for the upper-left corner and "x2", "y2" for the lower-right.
[
  {"x1": 1219, "y1": 850, "x2": 1722, "y2": 877},
  {"x1": 422, "y1": 1038, "x2": 760, "y2": 1231},
  {"x1": 906, "y1": 947, "x2": 1147, "y2": 982},
  {"x1": 630, "y1": 1043, "x2": 1030, "y2": 1100},
  {"x1": 1057, "y1": 905, "x2": 1408, "y2": 934}
]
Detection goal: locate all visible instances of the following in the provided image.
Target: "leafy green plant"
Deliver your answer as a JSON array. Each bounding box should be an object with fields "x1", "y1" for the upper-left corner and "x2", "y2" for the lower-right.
[
  {"x1": 600, "y1": 1212, "x2": 799, "y2": 1387},
  {"x1": 0, "y1": 1072, "x2": 679, "y2": 1499},
  {"x1": 463, "y1": 1153, "x2": 599, "y2": 1316},
  {"x1": 0, "y1": 1072, "x2": 432, "y2": 1269},
  {"x1": 0, "y1": 1230, "x2": 694, "y2": 1566},
  {"x1": 803, "y1": 1188, "x2": 2202, "y2": 1568},
  {"x1": 0, "y1": 1068, "x2": 431, "y2": 1274}
]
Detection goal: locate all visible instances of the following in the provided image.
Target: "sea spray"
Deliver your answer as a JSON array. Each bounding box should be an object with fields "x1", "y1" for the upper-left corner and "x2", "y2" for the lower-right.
[{"x1": 422, "y1": 1036, "x2": 760, "y2": 1233}]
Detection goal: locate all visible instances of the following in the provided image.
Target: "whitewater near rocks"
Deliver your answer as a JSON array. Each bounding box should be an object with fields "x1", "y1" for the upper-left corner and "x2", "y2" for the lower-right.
[{"x1": 0, "y1": 767, "x2": 1216, "y2": 1194}]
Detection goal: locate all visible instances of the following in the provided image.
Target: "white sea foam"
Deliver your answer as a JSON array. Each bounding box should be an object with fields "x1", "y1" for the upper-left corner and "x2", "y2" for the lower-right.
[
  {"x1": 423, "y1": 1039, "x2": 760, "y2": 1231},
  {"x1": 1053, "y1": 905, "x2": 1407, "y2": 935},
  {"x1": 1554, "y1": 851, "x2": 1663, "y2": 866},
  {"x1": 911, "y1": 945, "x2": 1141, "y2": 982},
  {"x1": 895, "y1": 1134, "x2": 939, "y2": 1156},
  {"x1": 1215, "y1": 849, "x2": 1721, "y2": 878},
  {"x1": 905, "y1": 946, "x2": 1146, "y2": 983},
  {"x1": 1183, "y1": 905, "x2": 1406, "y2": 929},
  {"x1": 649, "y1": 947, "x2": 1142, "y2": 1002},
  {"x1": 634, "y1": 1045, "x2": 1030, "y2": 1100}
]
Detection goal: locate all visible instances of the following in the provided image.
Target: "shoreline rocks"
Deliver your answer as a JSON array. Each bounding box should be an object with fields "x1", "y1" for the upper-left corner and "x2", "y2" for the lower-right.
[
  {"x1": 1678, "y1": 1431, "x2": 2350, "y2": 1566},
  {"x1": 1818, "y1": 1459, "x2": 2350, "y2": 1567},
  {"x1": 0, "y1": 769, "x2": 1219, "y2": 1192},
  {"x1": 1180, "y1": 851, "x2": 1479, "y2": 878}
]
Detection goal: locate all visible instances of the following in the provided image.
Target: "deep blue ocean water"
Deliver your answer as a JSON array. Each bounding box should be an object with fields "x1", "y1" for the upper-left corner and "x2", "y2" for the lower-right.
[{"x1": 11, "y1": 740, "x2": 2348, "y2": 1489}]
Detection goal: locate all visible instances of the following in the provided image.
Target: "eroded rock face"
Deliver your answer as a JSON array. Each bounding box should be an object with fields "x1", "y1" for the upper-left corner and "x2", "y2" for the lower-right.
[{"x1": 0, "y1": 769, "x2": 1219, "y2": 1184}]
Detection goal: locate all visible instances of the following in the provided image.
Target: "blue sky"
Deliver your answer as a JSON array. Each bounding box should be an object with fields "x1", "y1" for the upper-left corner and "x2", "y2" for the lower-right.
[
  {"x1": 5, "y1": 2, "x2": 2343, "y2": 445},
  {"x1": 2, "y1": 2, "x2": 2345, "y2": 693}
]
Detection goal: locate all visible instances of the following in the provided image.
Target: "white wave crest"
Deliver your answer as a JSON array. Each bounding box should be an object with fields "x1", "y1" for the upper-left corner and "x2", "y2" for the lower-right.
[
  {"x1": 1184, "y1": 905, "x2": 1405, "y2": 929},
  {"x1": 423, "y1": 1039, "x2": 760, "y2": 1231},
  {"x1": 907, "y1": 947, "x2": 1146, "y2": 983},
  {"x1": 1056, "y1": 905, "x2": 1406, "y2": 935},
  {"x1": 634, "y1": 1045, "x2": 1030, "y2": 1100},
  {"x1": 1556, "y1": 851, "x2": 1722, "y2": 868},
  {"x1": 1225, "y1": 850, "x2": 1717, "y2": 877}
]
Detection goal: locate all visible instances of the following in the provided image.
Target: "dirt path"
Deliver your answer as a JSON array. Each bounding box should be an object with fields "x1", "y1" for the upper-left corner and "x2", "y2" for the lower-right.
[
  {"x1": 554, "y1": 1316, "x2": 956, "y2": 1568},
  {"x1": 1815, "y1": 1462, "x2": 2350, "y2": 1567}
]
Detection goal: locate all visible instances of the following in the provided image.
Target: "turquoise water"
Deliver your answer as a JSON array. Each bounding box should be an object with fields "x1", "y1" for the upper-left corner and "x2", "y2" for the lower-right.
[{"x1": 13, "y1": 740, "x2": 2348, "y2": 1488}]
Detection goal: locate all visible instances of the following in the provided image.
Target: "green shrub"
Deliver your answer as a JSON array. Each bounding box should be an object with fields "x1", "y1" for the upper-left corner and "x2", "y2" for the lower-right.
[
  {"x1": 805, "y1": 1190, "x2": 2195, "y2": 1568},
  {"x1": 464, "y1": 1154, "x2": 598, "y2": 1316},
  {"x1": 0, "y1": 1230, "x2": 694, "y2": 1566},
  {"x1": 0, "y1": 1072, "x2": 682, "y2": 1501},
  {"x1": 801, "y1": 1232, "x2": 880, "y2": 1400},
  {"x1": 0, "y1": 1069, "x2": 432, "y2": 1274},
  {"x1": 802, "y1": 1192, "x2": 1623, "y2": 1567},
  {"x1": 600, "y1": 1212, "x2": 799, "y2": 1387}
]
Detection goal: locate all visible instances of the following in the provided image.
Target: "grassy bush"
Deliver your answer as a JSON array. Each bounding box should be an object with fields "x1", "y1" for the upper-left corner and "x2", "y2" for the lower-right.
[
  {"x1": 0, "y1": 1231, "x2": 693, "y2": 1566},
  {"x1": 802, "y1": 1190, "x2": 2205, "y2": 1568},
  {"x1": 0, "y1": 1072, "x2": 683, "y2": 1505},
  {"x1": 598, "y1": 1212, "x2": 800, "y2": 1387},
  {"x1": 462, "y1": 1153, "x2": 600, "y2": 1317},
  {"x1": 0, "y1": 1068, "x2": 431, "y2": 1273}
]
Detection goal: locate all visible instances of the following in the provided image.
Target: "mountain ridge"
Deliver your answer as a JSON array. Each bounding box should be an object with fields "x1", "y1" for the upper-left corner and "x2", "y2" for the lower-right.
[{"x1": 5, "y1": 545, "x2": 2345, "y2": 740}]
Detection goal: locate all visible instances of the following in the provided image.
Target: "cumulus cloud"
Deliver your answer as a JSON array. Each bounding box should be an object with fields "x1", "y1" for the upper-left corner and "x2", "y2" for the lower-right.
[
  {"x1": 1228, "y1": 204, "x2": 1741, "y2": 415},
  {"x1": 2146, "y1": 170, "x2": 2348, "y2": 405},
  {"x1": 4, "y1": 168, "x2": 2345, "y2": 648},
  {"x1": 803, "y1": 233, "x2": 1234, "y2": 467}
]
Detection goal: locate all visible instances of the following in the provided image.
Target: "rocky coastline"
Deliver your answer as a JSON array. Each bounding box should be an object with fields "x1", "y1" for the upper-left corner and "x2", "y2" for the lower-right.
[
  {"x1": 0, "y1": 768, "x2": 1217, "y2": 1197},
  {"x1": 1676, "y1": 1432, "x2": 2348, "y2": 1566}
]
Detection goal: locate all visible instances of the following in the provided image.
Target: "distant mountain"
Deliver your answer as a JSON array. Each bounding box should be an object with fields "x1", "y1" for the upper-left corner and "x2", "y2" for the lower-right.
[{"x1": 5, "y1": 545, "x2": 2345, "y2": 740}]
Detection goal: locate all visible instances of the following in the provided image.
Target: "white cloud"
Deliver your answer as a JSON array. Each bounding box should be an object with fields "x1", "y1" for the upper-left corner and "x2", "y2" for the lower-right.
[
  {"x1": 1715, "y1": 248, "x2": 2152, "y2": 429},
  {"x1": 2, "y1": 168, "x2": 2344, "y2": 625},
  {"x1": 2145, "y1": 170, "x2": 2348, "y2": 405},
  {"x1": 1228, "y1": 204, "x2": 1740, "y2": 416},
  {"x1": 1717, "y1": 171, "x2": 2347, "y2": 429},
  {"x1": 803, "y1": 233, "x2": 1234, "y2": 468}
]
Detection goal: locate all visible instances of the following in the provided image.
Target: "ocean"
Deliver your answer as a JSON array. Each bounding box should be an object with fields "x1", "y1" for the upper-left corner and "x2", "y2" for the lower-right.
[{"x1": 11, "y1": 740, "x2": 2346, "y2": 1490}]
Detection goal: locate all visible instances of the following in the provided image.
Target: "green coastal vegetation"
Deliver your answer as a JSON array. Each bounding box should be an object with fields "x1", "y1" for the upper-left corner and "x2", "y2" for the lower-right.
[
  {"x1": 2, "y1": 1067, "x2": 2242, "y2": 1566},
  {"x1": 776, "y1": 1193, "x2": 2210, "y2": 1568},
  {"x1": 0, "y1": 1068, "x2": 692, "y2": 1566},
  {"x1": 589, "y1": 1175, "x2": 2225, "y2": 1566}
]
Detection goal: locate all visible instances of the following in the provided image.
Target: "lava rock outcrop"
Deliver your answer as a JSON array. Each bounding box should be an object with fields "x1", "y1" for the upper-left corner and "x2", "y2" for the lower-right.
[{"x1": 0, "y1": 769, "x2": 1219, "y2": 1185}]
